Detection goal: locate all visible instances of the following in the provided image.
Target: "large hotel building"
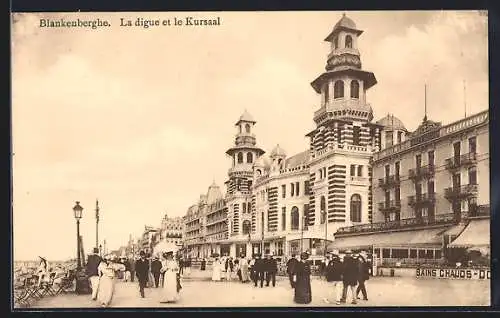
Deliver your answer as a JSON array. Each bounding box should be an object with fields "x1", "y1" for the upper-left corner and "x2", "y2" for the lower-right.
[{"x1": 182, "y1": 14, "x2": 490, "y2": 265}]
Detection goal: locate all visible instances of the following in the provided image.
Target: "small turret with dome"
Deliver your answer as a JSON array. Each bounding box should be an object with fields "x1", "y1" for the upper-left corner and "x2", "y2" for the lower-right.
[
  {"x1": 270, "y1": 144, "x2": 287, "y2": 171},
  {"x1": 206, "y1": 180, "x2": 223, "y2": 204},
  {"x1": 376, "y1": 113, "x2": 409, "y2": 149}
]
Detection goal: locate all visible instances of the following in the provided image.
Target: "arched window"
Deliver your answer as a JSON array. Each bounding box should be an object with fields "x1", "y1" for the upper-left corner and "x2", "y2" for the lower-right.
[
  {"x1": 245, "y1": 123, "x2": 251, "y2": 133},
  {"x1": 237, "y1": 152, "x2": 243, "y2": 163},
  {"x1": 350, "y1": 194, "x2": 362, "y2": 222},
  {"x1": 247, "y1": 152, "x2": 253, "y2": 164},
  {"x1": 334, "y1": 80, "x2": 344, "y2": 99},
  {"x1": 333, "y1": 37, "x2": 338, "y2": 49},
  {"x1": 350, "y1": 80, "x2": 360, "y2": 99},
  {"x1": 278, "y1": 158, "x2": 283, "y2": 166},
  {"x1": 320, "y1": 196, "x2": 326, "y2": 224},
  {"x1": 291, "y1": 207, "x2": 299, "y2": 230},
  {"x1": 345, "y1": 35, "x2": 353, "y2": 48},
  {"x1": 256, "y1": 169, "x2": 262, "y2": 176},
  {"x1": 242, "y1": 220, "x2": 251, "y2": 235}
]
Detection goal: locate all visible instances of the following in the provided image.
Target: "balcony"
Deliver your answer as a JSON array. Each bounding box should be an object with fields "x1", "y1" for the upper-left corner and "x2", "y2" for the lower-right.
[
  {"x1": 408, "y1": 192, "x2": 436, "y2": 207},
  {"x1": 336, "y1": 213, "x2": 458, "y2": 235},
  {"x1": 378, "y1": 200, "x2": 401, "y2": 213},
  {"x1": 468, "y1": 204, "x2": 490, "y2": 218},
  {"x1": 408, "y1": 164, "x2": 435, "y2": 181},
  {"x1": 445, "y1": 152, "x2": 477, "y2": 171},
  {"x1": 444, "y1": 184, "x2": 478, "y2": 201},
  {"x1": 378, "y1": 175, "x2": 400, "y2": 189}
]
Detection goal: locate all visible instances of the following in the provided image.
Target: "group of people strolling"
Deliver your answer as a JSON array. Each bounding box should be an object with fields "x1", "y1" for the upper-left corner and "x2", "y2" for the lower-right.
[
  {"x1": 211, "y1": 253, "x2": 278, "y2": 286},
  {"x1": 86, "y1": 247, "x2": 182, "y2": 307}
]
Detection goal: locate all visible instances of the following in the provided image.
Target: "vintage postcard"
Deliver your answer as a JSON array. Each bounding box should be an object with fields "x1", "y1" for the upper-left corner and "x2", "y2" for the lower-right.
[{"x1": 11, "y1": 11, "x2": 490, "y2": 309}]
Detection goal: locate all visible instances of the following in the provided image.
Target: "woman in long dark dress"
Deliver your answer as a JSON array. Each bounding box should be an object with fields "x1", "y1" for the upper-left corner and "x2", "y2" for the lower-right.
[{"x1": 293, "y1": 252, "x2": 312, "y2": 304}]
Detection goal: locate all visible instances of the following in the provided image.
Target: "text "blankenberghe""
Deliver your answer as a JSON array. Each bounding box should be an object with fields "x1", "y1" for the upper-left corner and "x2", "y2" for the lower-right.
[{"x1": 39, "y1": 18, "x2": 111, "y2": 29}]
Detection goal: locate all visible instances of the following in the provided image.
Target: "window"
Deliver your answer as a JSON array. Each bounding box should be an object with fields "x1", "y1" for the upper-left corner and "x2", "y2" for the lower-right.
[
  {"x1": 350, "y1": 80, "x2": 359, "y2": 98},
  {"x1": 248, "y1": 180, "x2": 253, "y2": 190},
  {"x1": 397, "y1": 131, "x2": 403, "y2": 144},
  {"x1": 237, "y1": 152, "x2": 243, "y2": 163},
  {"x1": 281, "y1": 184, "x2": 286, "y2": 198},
  {"x1": 345, "y1": 35, "x2": 353, "y2": 48},
  {"x1": 324, "y1": 83, "x2": 329, "y2": 104},
  {"x1": 291, "y1": 183, "x2": 295, "y2": 196},
  {"x1": 277, "y1": 242, "x2": 284, "y2": 256},
  {"x1": 410, "y1": 249, "x2": 417, "y2": 258},
  {"x1": 353, "y1": 126, "x2": 360, "y2": 145},
  {"x1": 247, "y1": 152, "x2": 253, "y2": 164},
  {"x1": 303, "y1": 204, "x2": 309, "y2": 230},
  {"x1": 304, "y1": 181, "x2": 310, "y2": 195},
  {"x1": 320, "y1": 196, "x2": 326, "y2": 224},
  {"x1": 395, "y1": 186, "x2": 401, "y2": 203},
  {"x1": 468, "y1": 166, "x2": 477, "y2": 185},
  {"x1": 385, "y1": 165, "x2": 390, "y2": 179},
  {"x1": 350, "y1": 194, "x2": 362, "y2": 222},
  {"x1": 428, "y1": 150, "x2": 435, "y2": 167},
  {"x1": 319, "y1": 169, "x2": 323, "y2": 179},
  {"x1": 242, "y1": 220, "x2": 251, "y2": 235},
  {"x1": 395, "y1": 161, "x2": 400, "y2": 179},
  {"x1": 333, "y1": 37, "x2": 338, "y2": 49},
  {"x1": 295, "y1": 182, "x2": 300, "y2": 196},
  {"x1": 350, "y1": 165, "x2": 356, "y2": 176},
  {"x1": 334, "y1": 80, "x2": 344, "y2": 98},
  {"x1": 337, "y1": 126, "x2": 342, "y2": 143},
  {"x1": 357, "y1": 165, "x2": 363, "y2": 177},
  {"x1": 385, "y1": 131, "x2": 393, "y2": 148},
  {"x1": 416, "y1": 154, "x2": 422, "y2": 169},
  {"x1": 453, "y1": 141, "x2": 461, "y2": 157},
  {"x1": 282, "y1": 207, "x2": 286, "y2": 231},
  {"x1": 291, "y1": 207, "x2": 300, "y2": 230},
  {"x1": 382, "y1": 249, "x2": 390, "y2": 258},
  {"x1": 469, "y1": 137, "x2": 477, "y2": 153},
  {"x1": 242, "y1": 203, "x2": 247, "y2": 214}
]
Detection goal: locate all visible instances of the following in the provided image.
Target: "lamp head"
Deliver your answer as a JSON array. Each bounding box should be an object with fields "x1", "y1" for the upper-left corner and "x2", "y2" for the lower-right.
[{"x1": 73, "y1": 201, "x2": 83, "y2": 219}]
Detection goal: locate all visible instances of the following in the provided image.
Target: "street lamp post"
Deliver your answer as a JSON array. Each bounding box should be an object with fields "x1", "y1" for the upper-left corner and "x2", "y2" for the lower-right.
[
  {"x1": 301, "y1": 215, "x2": 305, "y2": 253},
  {"x1": 73, "y1": 201, "x2": 83, "y2": 269},
  {"x1": 261, "y1": 212, "x2": 264, "y2": 256},
  {"x1": 322, "y1": 209, "x2": 328, "y2": 258},
  {"x1": 95, "y1": 199, "x2": 100, "y2": 250}
]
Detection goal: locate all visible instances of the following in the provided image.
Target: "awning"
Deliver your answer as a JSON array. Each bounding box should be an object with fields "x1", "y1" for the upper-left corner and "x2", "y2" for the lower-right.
[
  {"x1": 448, "y1": 219, "x2": 490, "y2": 248},
  {"x1": 329, "y1": 227, "x2": 446, "y2": 250},
  {"x1": 443, "y1": 223, "x2": 467, "y2": 236}
]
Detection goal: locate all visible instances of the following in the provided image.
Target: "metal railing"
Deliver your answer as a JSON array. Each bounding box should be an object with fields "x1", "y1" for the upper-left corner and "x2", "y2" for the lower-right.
[{"x1": 445, "y1": 152, "x2": 477, "y2": 170}]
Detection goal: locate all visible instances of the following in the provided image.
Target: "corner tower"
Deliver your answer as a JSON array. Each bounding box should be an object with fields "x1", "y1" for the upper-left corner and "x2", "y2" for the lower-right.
[{"x1": 305, "y1": 14, "x2": 382, "y2": 242}]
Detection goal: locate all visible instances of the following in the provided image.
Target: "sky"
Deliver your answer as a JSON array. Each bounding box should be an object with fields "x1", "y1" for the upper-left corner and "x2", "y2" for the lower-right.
[{"x1": 11, "y1": 11, "x2": 488, "y2": 261}]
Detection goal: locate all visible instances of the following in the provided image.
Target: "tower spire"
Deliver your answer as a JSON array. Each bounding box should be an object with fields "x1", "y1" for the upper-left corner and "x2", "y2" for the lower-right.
[{"x1": 424, "y1": 84, "x2": 428, "y2": 122}]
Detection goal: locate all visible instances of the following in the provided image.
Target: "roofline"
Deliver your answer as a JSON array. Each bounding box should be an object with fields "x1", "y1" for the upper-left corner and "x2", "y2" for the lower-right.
[
  {"x1": 311, "y1": 69, "x2": 377, "y2": 94},
  {"x1": 324, "y1": 27, "x2": 363, "y2": 42},
  {"x1": 235, "y1": 119, "x2": 256, "y2": 126}
]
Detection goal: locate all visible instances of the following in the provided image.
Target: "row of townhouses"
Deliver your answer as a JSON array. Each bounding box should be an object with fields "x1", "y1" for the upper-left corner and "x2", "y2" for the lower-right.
[{"x1": 181, "y1": 14, "x2": 490, "y2": 266}]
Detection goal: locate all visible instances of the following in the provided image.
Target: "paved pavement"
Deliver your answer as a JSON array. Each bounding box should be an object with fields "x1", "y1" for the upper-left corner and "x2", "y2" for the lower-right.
[{"x1": 29, "y1": 274, "x2": 490, "y2": 308}]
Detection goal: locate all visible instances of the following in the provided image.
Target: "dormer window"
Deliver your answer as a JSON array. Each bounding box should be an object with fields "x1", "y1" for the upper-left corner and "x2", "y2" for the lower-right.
[
  {"x1": 350, "y1": 80, "x2": 359, "y2": 99},
  {"x1": 333, "y1": 37, "x2": 338, "y2": 49},
  {"x1": 245, "y1": 123, "x2": 251, "y2": 133},
  {"x1": 345, "y1": 35, "x2": 353, "y2": 48}
]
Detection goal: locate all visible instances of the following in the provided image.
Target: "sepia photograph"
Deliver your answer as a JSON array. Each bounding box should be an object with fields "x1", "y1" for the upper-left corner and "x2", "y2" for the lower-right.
[{"x1": 11, "y1": 10, "x2": 490, "y2": 309}]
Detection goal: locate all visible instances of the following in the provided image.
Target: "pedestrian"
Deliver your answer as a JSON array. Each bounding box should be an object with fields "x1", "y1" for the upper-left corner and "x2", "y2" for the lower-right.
[
  {"x1": 184, "y1": 257, "x2": 192, "y2": 276},
  {"x1": 97, "y1": 255, "x2": 125, "y2": 307},
  {"x1": 179, "y1": 257, "x2": 184, "y2": 276},
  {"x1": 129, "y1": 257, "x2": 136, "y2": 283},
  {"x1": 234, "y1": 258, "x2": 242, "y2": 281},
  {"x1": 356, "y1": 251, "x2": 370, "y2": 301},
  {"x1": 324, "y1": 250, "x2": 343, "y2": 305},
  {"x1": 36, "y1": 256, "x2": 48, "y2": 287},
  {"x1": 200, "y1": 258, "x2": 206, "y2": 271},
  {"x1": 293, "y1": 252, "x2": 312, "y2": 304},
  {"x1": 286, "y1": 254, "x2": 299, "y2": 288},
  {"x1": 135, "y1": 251, "x2": 150, "y2": 298},
  {"x1": 211, "y1": 257, "x2": 222, "y2": 281},
  {"x1": 225, "y1": 257, "x2": 234, "y2": 281},
  {"x1": 147, "y1": 253, "x2": 155, "y2": 288},
  {"x1": 340, "y1": 250, "x2": 358, "y2": 305},
  {"x1": 151, "y1": 256, "x2": 162, "y2": 288},
  {"x1": 240, "y1": 255, "x2": 250, "y2": 283},
  {"x1": 249, "y1": 256, "x2": 256, "y2": 283},
  {"x1": 122, "y1": 258, "x2": 132, "y2": 282},
  {"x1": 254, "y1": 254, "x2": 265, "y2": 288},
  {"x1": 265, "y1": 254, "x2": 277, "y2": 287},
  {"x1": 159, "y1": 251, "x2": 180, "y2": 303},
  {"x1": 86, "y1": 247, "x2": 102, "y2": 301}
]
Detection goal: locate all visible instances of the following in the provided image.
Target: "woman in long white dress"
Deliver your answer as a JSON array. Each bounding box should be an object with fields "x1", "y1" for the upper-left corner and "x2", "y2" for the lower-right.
[
  {"x1": 240, "y1": 257, "x2": 250, "y2": 283},
  {"x1": 211, "y1": 257, "x2": 222, "y2": 281},
  {"x1": 97, "y1": 255, "x2": 125, "y2": 307},
  {"x1": 159, "y1": 251, "x2": 180, "y2": 303}
]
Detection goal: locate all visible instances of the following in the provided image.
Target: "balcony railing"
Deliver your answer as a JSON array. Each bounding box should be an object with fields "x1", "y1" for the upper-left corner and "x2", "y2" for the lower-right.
[
  {"x1": 336, "y1": 213, "x2": 458, "y2": 235},
  {"x1": 378, "y1": 175, "x2": 400, "y2": 188},
  {"x1": 468, "y1": 204, "x2": 490, "y2": 218},
  {"x1": 444, "y1": 184, "x2": 478, "y2": 200},
  {"x1": 445, "y1": 152, "x2": 477, "y2": 170},
  {"x1": 378, "y1": 200, "x2": 401, "y2": 212},
  {"x1": 408, "y1": 164, "x2": 435, "y2": 181},
  {"x1": 408, "y1": 192, "x2": 436, "y2": 207}
]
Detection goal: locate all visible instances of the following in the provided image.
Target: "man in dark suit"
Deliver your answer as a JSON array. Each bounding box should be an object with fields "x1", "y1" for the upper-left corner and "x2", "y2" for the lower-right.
[
  {"x1": 340, "y1": 250, "x2": 359, "y2": 304},
  {"x1": 151, "y1": 256, "x2": 162, "y2": 288},
  {"x1": 253, "y1": 254, "x2": 265, "y2": 288},
  {"x1": 265, "y1": 254, "x2": 278, "y2": 287},
  {"x1": 86, "y1": 247, "x2": 102, "y2": 300},
  {"x1": 286, "y1": 254, "x2": 299, "y2": 288},
  {"x1": 135, "y1": 251, "x2": 150, "y2": 298}
]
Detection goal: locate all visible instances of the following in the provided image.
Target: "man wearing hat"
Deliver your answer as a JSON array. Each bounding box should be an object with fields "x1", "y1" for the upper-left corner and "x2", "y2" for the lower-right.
[
  {"x1": 293, "y1": 252, "x2": 312, "y2": 304},
  {"x1": 340, "y1": 249, "x2": 359, "y2": 304},
  {"x1": 86, "y1": 247, "x2": 102, "y2": 301},
  {"x1": 324, "y1": 250, "x2": 343, "y2": 304},
  {"x1": 356, "y1": 251, "x2": 370, "y2": 301},
  {"x1": 286, "y1": 254, "x2": 299, "y2": 288},
  {"x1": 264, "y1": 253, "x2": 278, "y2": 287},
  {"x1": 253, "y1": 254, "x2": 265, "y2": 288},
  {"x1": 135, "y1": 251, "x2": 150, "y2": 298},
  {"x1": 151, "y1": 255, "x2": 162, "y2": 288}
]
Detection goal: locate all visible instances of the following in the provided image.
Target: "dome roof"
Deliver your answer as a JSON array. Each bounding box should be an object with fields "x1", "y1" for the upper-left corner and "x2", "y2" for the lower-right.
[
  {"x1": 206, "y1": 181, "x2": 223, "y2": 204},
  {"x1": 334, "y1": 13, "x2": 357, "y2": 30},
  {"x1": 376, "y1": 114, "x2": 407, "y2": 131},
  {"x1": 270, "y1": 144, "x2": 287, "y2": 158},
  {"x1": 186, "y1": 204, "x2": 198, "y2": 216},
  {"x1": 236, "y1": 109, "x2": 256, "y2": 124}
]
